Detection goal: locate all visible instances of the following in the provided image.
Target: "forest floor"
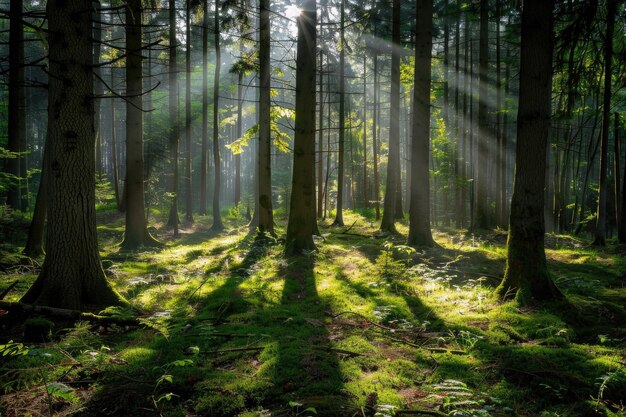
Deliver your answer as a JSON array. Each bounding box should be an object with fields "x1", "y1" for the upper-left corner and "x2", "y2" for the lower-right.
[{"x1": 0, "y1": 208, "x2": 625, "y2": 417}]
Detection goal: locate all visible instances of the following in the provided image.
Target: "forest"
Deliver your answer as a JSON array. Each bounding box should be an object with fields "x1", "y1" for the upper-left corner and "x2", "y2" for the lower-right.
[{"x1": 0, "y1": 0, "x2": 625, "y2": 415}]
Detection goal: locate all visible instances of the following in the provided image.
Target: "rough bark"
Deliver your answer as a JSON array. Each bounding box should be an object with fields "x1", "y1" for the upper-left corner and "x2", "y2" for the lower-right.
[
  {"x1": 21, "y1": 0, "x2": 123, "y2": 310},
  {"x1": 258, "y1": 0, "x2": 275, "y2": 235},
  {"x1": 380, "y1": 0, "x2": 401, "y2": 233},
  {"x1": 619, "y1": 113, "x2": 626, "y2": 243},
  {"x1": 285, "y1": 0, "x2": 317, "y2": 255},
  {"x1": 408, "y1": 0, "x2": 434, "y2": 247},
  {"x1": 496, "y1": 0, "x2": 562, "y2": 302}
]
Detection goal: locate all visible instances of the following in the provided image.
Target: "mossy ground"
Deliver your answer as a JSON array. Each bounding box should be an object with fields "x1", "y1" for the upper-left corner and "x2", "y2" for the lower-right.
[{"x1": 0, "y1": 208, "x2": 625, "y2": 416}]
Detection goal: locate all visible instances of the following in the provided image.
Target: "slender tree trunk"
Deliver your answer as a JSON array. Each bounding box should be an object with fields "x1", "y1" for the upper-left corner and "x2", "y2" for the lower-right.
[
  {"x1": 6, "y1": 0, "x2": 26, "y2": 210},
  {"x1": 496, "y1": 0, "x2": 561, "y2": 302},
  {"x1": 121, "y1": 0, "x2": 161, "y2": 250},
  {"x1": 235, "y1": 73, "x2": 242, "y2": 207},
  {"x1": 615, "y1": 113, "x2": 626, "y2": 243},
  {"x1": 593, "y1": 0, "x2": 616, "y2": 246},
  {"x1": 380, "y1": 0, "x2": 401, "y2": 232},
  {"x1": 94, "y1": 6, "x2": 103, "y2": 177},
  {"x1": 212, "y1": 0, "x2": 224, "y2": 231},
  {"x1": 318, "y1": 50, "x2": 325, "y2": 218},
  {"x1": 184, "y1": 0, "x2": 194, "y2": 223},
  {"x1": 258, "y1": 0, "x2": 274, "y2": 235},
  {"x1": 21, "y1": 0, "x2": 122, "y2": 309},
  {"x1": 474, "y1": 0, "x2": 489, "y2": 229},
  {"x1": 286, "y1": 0, "x2": 317, "y2": 254},
  {"x1": 167, "y1": 0, "x2": 180, "y2": 235},
  {"x1": 363, "y1": 55, "x2": 368, "y2": 209},
  {"x1": 110, "y1": 68, "x2": 121, "y2": 209},
  {"x1": 408, "y1": 0, "x2": 434, "y2": 247},
  {"x1": 200, "y1": 0, "x2": 209, "y2": 215},
  {"x1": 24, "y1": 143, "x2": 47, "y2": 258},
  {"x1": 373, "y1": 54, "x2": 381, "y2": 220},
  {"x1": 333, "y1": 0, "x2": 346, "y2": 226}
]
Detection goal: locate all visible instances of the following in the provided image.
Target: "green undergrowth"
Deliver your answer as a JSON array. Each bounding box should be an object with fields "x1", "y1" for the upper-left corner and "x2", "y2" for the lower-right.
[{"x1": 0, "y1": 209, "x2": 625, "y2": 416}]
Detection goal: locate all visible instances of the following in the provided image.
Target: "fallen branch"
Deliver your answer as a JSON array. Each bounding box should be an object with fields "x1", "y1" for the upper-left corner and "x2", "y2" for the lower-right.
[
  {"x1": 314, "y1": 347, "x2": 369, "y2": 357},
  {"x1": 0, "y1": 281, "x2": 19, "y2": 300},
  {"x1": 396, "y1": 409, "x2": 447, "y2": 416},
  {"x1": 204, "y1": 346, "x2": 264, "y2": 355},
  {"x1": 0, "y1": 301, "x2": 139, "y2": 326},
  {"x1": 342, "y1": 220, "x2": 358, "y2": 234},
  {"x1": 423, "y1": 347, "x2": 467, "y2": 355}
]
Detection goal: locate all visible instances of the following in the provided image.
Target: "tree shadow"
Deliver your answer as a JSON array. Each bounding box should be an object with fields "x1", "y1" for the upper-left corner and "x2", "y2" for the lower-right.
[{"x1": 269, "y1": 255, "x2": 352, "y2": 415}]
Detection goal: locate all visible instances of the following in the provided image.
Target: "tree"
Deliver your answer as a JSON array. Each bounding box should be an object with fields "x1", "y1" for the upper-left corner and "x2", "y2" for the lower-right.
[
  {"x1": 121, "y1": 0, "x2": 161, "y2": 250},
  {"x1": 21, "y1": 0, "x2": 122, "y2": 309},
  {"x1": 184, "y1": 0, "x2": 194, "y2": 223},
  {"x1": 379, "y1": 0, "x2": 401, "y2": 233},
  {"x1": 285, "y1": 0, "x2": 317, "y2": 255},
  {"x1": 407, "y1": 0, "x2": 434, "y2": 247},
  {"x1": 212, "y1": 0, "x2": 225, "y2": 231},
  {"x1": 167, "y1": 0, "x2": 181, "y2": 235},
  {"x1": 200, "y1": 0, "x2": 209, "y2": 216},
  {"x1": 495, "y1": 0, "x2": 561, "y2": 302},
  {"x1": 333, "y1": 0, "x2": 346, "y2": 227},
  {"x1": 6, "y1": 0, "x2": 27, "y2": 211},
  {"x1": 592, "y1": 0, "x2": 616, "y2": 247},
  {"x1": 474, "y1": 0, "x2": 490, "y2": 230},
  {"x1": 258, "y1": 0, "x2": 275, "y2": 235}
]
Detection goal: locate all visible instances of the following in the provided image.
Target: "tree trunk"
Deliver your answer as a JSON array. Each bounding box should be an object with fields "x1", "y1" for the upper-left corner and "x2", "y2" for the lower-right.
[
  {"x1": 184, "y1": 0, "x2": 194, "y2": 223},
  {"x1": 200, "y1": 0, "x2": 209, "y2": 216},
  {"x1": 121, "y1": 0, "x2": 161, "y2": 250},
  {"x1": 6, "y1": 0, "x2": 26, "y2": 210},
  {"x1": 317, "y1": 51, "x2": 325, "y2": 218},
  {"x1": 110, "y1": 68, "x2": 121, "y2": 209},
  {"x1": 496, "y1": 0, "x2": 561, "y2": 302},
  {"x1": 285, "y1": 0, "x2": 317, "y2": 255},
  {"x1": 593, "y1": 0, "x2": 616, "y2": 246},
  {"x1": 167, "y1": 0, "x2": 180, "y2": 235},
  {"x1": 21, "y1": 0, "x2": 122, "y2": 310},
  {"x1": 407, "y1": 0, "x2": 434, "y2": 247},
  {"x1": 362, "y1": 55, "x2": 368, "y2": 209},
  {"x1": 333, "y1": 0, "x2": 346, "y2": 226},
  {"x1": 619, "y1": 113, "x2": 626, "y2": 243},
  {"x1": 258, "y1": 0, "x2": 275, "y2": 235},
  {"x1": 474, "y1": 0, "x2": 489, "y2": 230},
  {"x1": 212, "y1": 0, "x2": 224, "y2": 231},
  {"x1": 373, "y1": 54, "x2": 381, "y2": 220},
  {"x1": 24, "y1": 144, "x2": 47, "y2": 258},
  {"x1": 380, "y1": 0, "x2": 400, "y2": 233}
]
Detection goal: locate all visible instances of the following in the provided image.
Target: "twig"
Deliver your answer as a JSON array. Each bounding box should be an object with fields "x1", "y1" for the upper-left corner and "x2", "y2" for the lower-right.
[
  {"x1": 396, "y1": 409, "x2": 447, "y2": 416},
  {"x1": 423, "y1": 347, "x2": 467, "y2": 355}
]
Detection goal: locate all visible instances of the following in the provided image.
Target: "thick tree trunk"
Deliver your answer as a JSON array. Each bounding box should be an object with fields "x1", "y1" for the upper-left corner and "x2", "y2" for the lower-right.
[
  {"x1": 258, "y1": 0, "x2": 275, "y2": 235},
  {"x1": 21, "y1": 0, "x2": 122, "y2": 310},
  {"x1": 286, "y1": 0, "x2": 317, "y2": 255},
  {"x1": 200, "y1": 0, "x2": 209, "y2": 216},
  {"x1": 407, "y1": 0, "x2": 434, "y2": 247},
  {"x1": 6, "y1": 0, "x2": 26, "y2": 210},
  {"x1": 380, "y1": 0, "x2": 401, "y2": 233},
  {"x1": 121, "y1": 0, "x2": 161, "y2": 250},
  {"x1": 593, "y1": 0, "x2": 616, "y2": 246},
  {"x1": 212, "y1": 0, "x2": 224, "y2": 231},
  {"x1": 167, "y1": 0, "x2": 180, "y2": 235},
  {"x1": 496, "y1": 0, "x2": 561, "y2": 302}
]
